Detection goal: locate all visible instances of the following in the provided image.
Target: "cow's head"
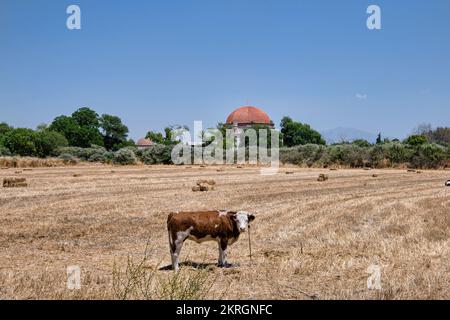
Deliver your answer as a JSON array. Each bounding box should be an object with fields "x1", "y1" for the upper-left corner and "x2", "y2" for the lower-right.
[{"x1": 233, "y1": 211, "x2": 255, "y2": 232}]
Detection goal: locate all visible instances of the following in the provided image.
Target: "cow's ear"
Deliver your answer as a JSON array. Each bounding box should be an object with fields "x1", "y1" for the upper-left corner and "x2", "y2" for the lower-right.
[{"x1": 248, "y1": 214, "x2": 255, "y2": 222}]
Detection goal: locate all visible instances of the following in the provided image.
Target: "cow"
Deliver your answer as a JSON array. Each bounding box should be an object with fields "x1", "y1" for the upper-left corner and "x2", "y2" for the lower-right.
[
  {"x1": 446, "y1": 180, "x2": 450, "y2": 186},
  {"x1": 167, "y1": 210, "x2": 255, "y2": 272}
]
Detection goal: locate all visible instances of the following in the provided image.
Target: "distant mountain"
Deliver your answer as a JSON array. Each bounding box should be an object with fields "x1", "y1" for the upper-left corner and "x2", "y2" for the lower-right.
[{"x1": 320, "y1": 127, "x2": 378, "y2": 144}]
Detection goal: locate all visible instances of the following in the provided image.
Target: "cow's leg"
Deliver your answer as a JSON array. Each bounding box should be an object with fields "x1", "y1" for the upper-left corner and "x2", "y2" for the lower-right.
[
  {"x1": 168, "y1": 229, "x2": 177, "y2": 270},
  {"x1": 218, "y1": 238, "x2": 229, "y2": 267},
  {"x1": 172, "y1": 241, "x2": 183, "y2": 272},
  {"x1": 172, "y1": 227, "x2": 192, "y2": 272}
]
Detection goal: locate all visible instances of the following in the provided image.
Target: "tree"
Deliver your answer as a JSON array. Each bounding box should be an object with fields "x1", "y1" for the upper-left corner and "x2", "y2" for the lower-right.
[
  {"x1": 0, "y1": 122, "x2": 13, "y2": 136},
  {"x1": 49, "y1": 113, "x2": 103, "y2": 148},
  {"x1": 35, "y1": 130, "x2": 68, "y2": 157},
  {"x1": 376, "y1": 133, "x2": 382, "y2": 144},
  {"x1": 72, "y1": 107, "x2": 100, "y2": 129},
  {"x1": 100, "y1": 114, "x2": 129, "y2": 150},
  {"x1": 353, "y1": 139, "x2": 371, "y2": 148},
  {"x1": 146, "y1": 131, "x2": 165, "y2": 144},
  {"x1": 280, "y1": 116, "x2": 325, "y2": 147},
  {"x1": 166, "y1": 125, "x2": 189, "y2": 145},
  {"x1": 425, "y1": 127, "x2": 450, "y2": 146},
  {"x1": 146, "y1": 125, "x2": 188, "y2": 146},
  {"x1": 404, "y1": 135, "x2": 428, "y2": 147},
  {"x1": 2, "y1": 128, "x2": 38, "y2": 156}
]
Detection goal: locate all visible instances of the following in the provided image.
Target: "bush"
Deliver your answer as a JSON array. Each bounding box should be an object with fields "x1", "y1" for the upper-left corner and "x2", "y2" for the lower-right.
[
  {"x1": 35, "y1": 130, "x2": 68, "y2": 157},
  {"x1": 113, "y1": 148, "x2": 137, "y2": 165},
  {"x1": 324, "y1": 144, "x2": 366, "y2": 167},
  {"x1": 404, "y1": 135, "x2": 428, "y2": 146},
  {"x1": 411, "y1": 143, "x2": 447, "y2": 169},
  {"x1": 58, "y1": 153, "x2": 78, "y2": 164},
  {"x1": 0, "y1": 146, "x2": 11, "y2": 156},
  {"x1": 384, "y1": 142, "x2": 412, "y2": 165},
  {"x1": 78, "y1": 146, "x2": 107, "y2": 160},
  {"x1": 88, "y1": 152, "x2": 108, "y2": 163},
  {"x1": 2, "y1": 128, "x2": 37, "y2": 156},
  {"x1": 280, "y1": 144, "x2": 326, "y2": 167},
  {"x1": 139, "y1": 145, "x2": 173, "y2": 164},
  {"x1": 352, "y1": 139, "x2": 372, "y2": 148},
  {"x1": 55, "y1": 146, "x2": 84, "y2": 157}
]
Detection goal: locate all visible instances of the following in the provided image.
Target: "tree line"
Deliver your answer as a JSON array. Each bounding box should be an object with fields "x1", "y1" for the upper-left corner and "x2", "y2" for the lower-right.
[{"x1": 1, "y1": 108, "x2": 449, "y2": 168}]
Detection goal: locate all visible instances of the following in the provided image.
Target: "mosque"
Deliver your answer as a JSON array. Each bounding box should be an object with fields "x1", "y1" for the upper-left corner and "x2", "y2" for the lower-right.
[{"x1": 136, "y1": 105, "x2": 273, "y2": 147}]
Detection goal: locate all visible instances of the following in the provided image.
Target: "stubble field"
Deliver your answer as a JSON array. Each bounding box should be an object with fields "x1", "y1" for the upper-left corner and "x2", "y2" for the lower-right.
[{"x1": 0, "y1": 165, "x2": 449, "y2": 300}]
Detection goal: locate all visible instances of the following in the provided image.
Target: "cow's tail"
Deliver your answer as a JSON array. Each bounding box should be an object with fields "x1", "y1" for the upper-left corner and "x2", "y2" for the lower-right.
[
  {"x1": 167, "y1": 212, "x2": 175, "y2": 253},
  {"x1": 167, "y1": 212, "x2": 174, "y2": 227}
]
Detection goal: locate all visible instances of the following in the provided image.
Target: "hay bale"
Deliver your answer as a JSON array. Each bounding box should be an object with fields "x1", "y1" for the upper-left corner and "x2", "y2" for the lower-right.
[
  {"x1": 193, "y1": 179, "x2": 216, "y2": 192},
  {"x1": 199, "y1": 183, "x2": 213, "y2": 191},
  {"x1": 196, "y1": 179, "x2": 216, "y2": 186},
  {"x1": 317, "y1": 174, "x2": 329, "y2": 182},
  {"x1": 446, "y1": 180, "x2": 450, "y2": 187},
  {"x1": 3, "y1": 177, "x2": 27, "y2": 188}
]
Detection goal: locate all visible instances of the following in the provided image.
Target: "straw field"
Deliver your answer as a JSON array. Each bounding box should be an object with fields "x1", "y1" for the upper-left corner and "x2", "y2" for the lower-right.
[{"x1": 0, "y1": 165, "x2": 449, "y2": 299}]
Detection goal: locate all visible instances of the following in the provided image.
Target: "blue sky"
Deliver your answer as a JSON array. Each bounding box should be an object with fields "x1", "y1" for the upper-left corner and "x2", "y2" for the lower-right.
[{"x1": 1, "y1": 0, "x2": 449, "y2": 140}]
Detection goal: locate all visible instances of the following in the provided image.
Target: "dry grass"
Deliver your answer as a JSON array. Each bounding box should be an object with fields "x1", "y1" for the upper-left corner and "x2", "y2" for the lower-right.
[
  {"x1": 3, "y1": 177, "x2": 27, "y2": 188},
  {"x1": 0, "y1": 157, "x2": 75, "y2": 168},
  {"x1": 0, "y1": 165, "x2": 449, "y2": 300}
]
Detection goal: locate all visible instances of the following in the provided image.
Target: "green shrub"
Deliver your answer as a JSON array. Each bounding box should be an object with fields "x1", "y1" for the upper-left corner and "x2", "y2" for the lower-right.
[
  {"x1": 404, "y1": 135, "x2": 428, "y2": 146},
  {"x1": 58, "y1": 153, "x2": 78, "y2": 164},
  {"x1": 56, "y1": 146, "x2": 84, "y2": 157},
  {"x1": 78, "y1": 146, "x2": 107, "y2": 160},
  {"x1": 367, "y1": 145, "x2": 386, "y2": 168},
  {"x1": 324, "y1": 144, "x2": 366, "y2": 167},
  {"x1": 280, "y1": 144, "x2": 326, "y2": 166},
  {"x1": 411, "y1": 143, "x2": 446, "y2": 169},
  {"x1": 352, "y1": 139, "x2": 372, "y2": 148},
  {"x1": 0, "y1": 146, "x2": 11, "y2": 156},
  {"x1": 88, "y1": 152, "x2": 108, "y2": 163},
  {"x1": 139, "y1": 145, "x2": 173, "y2": 164},
  {"x1": 384, "y1": 142, "x2": 412, "y2": 165},
  {"x1": 113, "y1": 148, "x2": 137, "y2": 165},
  {"x1": 2, "y1": 128, "x2": 37, "y2": 156},
  {"x1": 35, "y1": 130, "x2": 68, "y2": 157}
]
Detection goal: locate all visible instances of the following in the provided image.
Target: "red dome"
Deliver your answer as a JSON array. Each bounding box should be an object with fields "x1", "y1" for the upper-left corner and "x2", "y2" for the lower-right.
[
  {"x1": 226, "y1": 106, "x2": 271, "y2": 125},
  {"x1": 137, "y1": 138, "x2": 153, "y2": 146}
]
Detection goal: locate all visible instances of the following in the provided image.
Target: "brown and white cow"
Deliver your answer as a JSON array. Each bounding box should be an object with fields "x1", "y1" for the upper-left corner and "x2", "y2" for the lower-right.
[{"x1": 167, "y1": 210, "x2": 255, "y2": 271}]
